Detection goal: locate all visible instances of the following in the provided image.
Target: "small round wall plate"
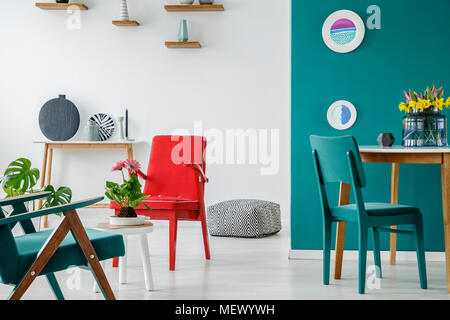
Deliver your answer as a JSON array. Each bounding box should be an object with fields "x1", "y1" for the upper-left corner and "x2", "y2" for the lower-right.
[
  {"x1": 322, "y1": 10, "x2": 365, "y2": 53},
  {"x1": 327, "y1": 100, "x2": 357, "y2": 130},
  {"x1": 90, "y1": 113, "x2": 115, "y2": 141}
]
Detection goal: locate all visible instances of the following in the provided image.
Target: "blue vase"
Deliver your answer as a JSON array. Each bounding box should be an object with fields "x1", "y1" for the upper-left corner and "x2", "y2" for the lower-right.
[{"x1": 178, "y1": 19, "x2": 188, "y2": 42}]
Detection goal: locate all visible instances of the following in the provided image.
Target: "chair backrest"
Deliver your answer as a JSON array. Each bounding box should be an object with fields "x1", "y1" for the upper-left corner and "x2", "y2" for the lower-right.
[
  {"x1": 310, "y1": 135, "x2": 368, "y2": 220},
  {"x1": 310, "y1": 135, "x2": 366, "y2": 188},
  {"x1": 0, "y1": 209, "x2": 20, "y2": 284},
  {"x1": 143, "y1": 135, "x2": 207, "y2": 201}
]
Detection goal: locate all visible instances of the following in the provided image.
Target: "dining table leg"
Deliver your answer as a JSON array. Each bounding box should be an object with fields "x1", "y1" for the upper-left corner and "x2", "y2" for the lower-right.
[
  {"x1": 334, "y1": 182, "x2": 351, "y2": 280},
  {"x1": 390, "y1": 163, "x2": 400, "y2": 265},
  {"x1": 441, "y1": 154, "x2": 450, "y2": 293}
]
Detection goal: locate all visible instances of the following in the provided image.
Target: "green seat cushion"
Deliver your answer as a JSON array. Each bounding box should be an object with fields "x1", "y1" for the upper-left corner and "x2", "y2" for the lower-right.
[
  {"x1": 331, "y1": 202, "x2": 419, "y2": 221},
  {"x1": 10, "y1": 228, "x2": 124, "y2": 284}
]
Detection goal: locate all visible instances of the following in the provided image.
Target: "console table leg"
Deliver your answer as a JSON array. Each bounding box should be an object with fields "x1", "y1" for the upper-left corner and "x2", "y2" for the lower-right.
[
  {"x1": 41, "y1": 147, "x2": 53, "y2": 229},
  {"x1": 38, "y1": 144, "x2": 49, "y2": 230},
  {"x1": 126, "y1": 145, "x2": 134, "y2": 160}
]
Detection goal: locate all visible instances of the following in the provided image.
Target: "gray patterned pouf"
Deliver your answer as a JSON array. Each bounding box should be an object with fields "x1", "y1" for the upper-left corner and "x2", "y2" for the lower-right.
[{"x1": 207, "y1": 199, "x2": 281, "y2": 238}]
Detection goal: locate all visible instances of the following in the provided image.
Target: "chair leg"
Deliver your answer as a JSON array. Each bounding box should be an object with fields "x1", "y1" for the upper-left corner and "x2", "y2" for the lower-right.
[
  {"x1": 371, "y1": 227, "x2": 382, "y2": 278},
  {"x1": 64, "y1": 210, "x2": 116, "y2": 300},
  {"x1": 46, "y1": 273, "x2": 64, "y2": 300},
  {"x1": 323, "y1": 220, "x2": 332, "y2": 285},
  {"x1": 169, "y1": 216, "x2": 178, "y2": 271},
  {"x1": 93, "y1": 261, "x2": 107, "y2": 293},
  {"x1": 9, "y1": 218, "x2": 71, "y2": 300},
  {"x1": 200, "y1": 210, "x2": 211, "y2": 260},
  {"x1": 415, "y1": 217, "x2": 428, "y2": 289},
  {"x1": 358, "y1": 226, "x2": 369, "y2": 294}
]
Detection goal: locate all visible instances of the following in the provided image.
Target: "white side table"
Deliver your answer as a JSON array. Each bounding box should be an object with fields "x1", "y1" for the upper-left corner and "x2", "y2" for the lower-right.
[{"x1": 93, "y1": 222, "x2": 154, "y2": 292}]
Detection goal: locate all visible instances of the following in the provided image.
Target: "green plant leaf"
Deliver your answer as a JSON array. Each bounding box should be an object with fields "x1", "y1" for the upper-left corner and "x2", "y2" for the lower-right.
[
  {"x1": 42, "y1": 185, "x2": 72, "y2": 216},
  {"x1": 2, "y1": 158, "x2": 40, "y2": 193}
]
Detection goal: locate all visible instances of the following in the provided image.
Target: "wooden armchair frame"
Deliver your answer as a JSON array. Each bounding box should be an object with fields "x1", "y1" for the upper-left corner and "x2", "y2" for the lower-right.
[{"x1": 0, "y1": 193, "x2": 117, "y2": 300}]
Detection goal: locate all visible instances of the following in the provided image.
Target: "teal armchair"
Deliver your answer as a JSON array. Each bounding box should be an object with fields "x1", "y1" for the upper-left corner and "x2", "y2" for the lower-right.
[
  {"x1": 0, "y1": 192, "x2": 125, "y2": 300},
  {"x1": 310, "y1": 135, "x2": 427, "y2": 294}
]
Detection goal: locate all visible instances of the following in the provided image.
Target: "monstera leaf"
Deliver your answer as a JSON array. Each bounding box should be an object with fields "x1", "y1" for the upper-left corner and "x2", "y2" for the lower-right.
[
  {"x1": 42, "y1": 185, "x2": 72, "y2": 216},
  {"x1": 1, "y1": 158, "x2": 40, "y2": 196}
]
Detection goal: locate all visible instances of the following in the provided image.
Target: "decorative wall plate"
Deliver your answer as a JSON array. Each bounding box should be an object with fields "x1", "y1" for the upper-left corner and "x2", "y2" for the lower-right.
[
  {"x1": 327, "y1": 100, "x2": 357, "y2": 130},
  {"x1": 39, "y1": 94, "x2": 80, "y2": 141},
  {"x1": 90, "y1": 113, "x2": 115, "y2": 141},
  {"x1": 322, "y1": 10, "x2": 365, "y2": 53}
]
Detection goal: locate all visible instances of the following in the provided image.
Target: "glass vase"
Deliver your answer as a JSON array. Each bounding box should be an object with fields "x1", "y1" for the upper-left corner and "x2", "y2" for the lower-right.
[{"x1": 402, "y1": 109, "x2": 447, "y2": 147}]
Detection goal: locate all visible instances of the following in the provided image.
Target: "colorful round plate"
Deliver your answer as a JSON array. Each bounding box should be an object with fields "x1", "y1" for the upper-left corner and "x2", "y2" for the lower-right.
[
  {"x1": 327, "y1": 100, "x2": 357, "y2": 130},
  {"x1": 322, "y1": 10, "x2": 365, "y2": 53}
]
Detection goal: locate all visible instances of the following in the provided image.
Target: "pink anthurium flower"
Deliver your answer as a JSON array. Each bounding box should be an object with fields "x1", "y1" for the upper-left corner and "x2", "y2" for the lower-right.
[{"x1": 112, "y1": 160, "x2": 126, "y2": 171}]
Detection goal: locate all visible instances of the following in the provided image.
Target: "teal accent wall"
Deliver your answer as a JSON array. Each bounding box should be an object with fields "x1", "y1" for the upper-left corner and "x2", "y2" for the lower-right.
[{"x1": 291, "y1": 0, "x2": 450, "y2": 252}]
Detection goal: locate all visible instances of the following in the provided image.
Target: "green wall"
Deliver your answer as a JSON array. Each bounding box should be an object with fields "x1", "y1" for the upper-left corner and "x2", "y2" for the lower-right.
[{"x1": 291, "y1": 0, "x2": 450, "y2": 252}]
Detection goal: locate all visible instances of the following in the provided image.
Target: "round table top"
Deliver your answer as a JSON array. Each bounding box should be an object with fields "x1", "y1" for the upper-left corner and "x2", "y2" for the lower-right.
[{"x1": 94, "y1": 221, "x2": 154, "y2": 236}]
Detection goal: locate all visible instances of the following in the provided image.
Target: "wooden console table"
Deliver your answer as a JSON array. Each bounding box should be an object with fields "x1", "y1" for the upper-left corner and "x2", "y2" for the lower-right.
[
  {"x1": 34, "y1": 140, "x2": 141, "y2": 228},
  {"x1": 334, "y1": 146, "x2": 450, "y2": 293}
]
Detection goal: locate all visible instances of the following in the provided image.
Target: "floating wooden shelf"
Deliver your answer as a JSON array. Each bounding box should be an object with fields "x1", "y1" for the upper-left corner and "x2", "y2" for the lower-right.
[
  {"x1": 112, "y1": 20, "x2": 140, "y2": 26},
  {"x1": 35, "y1": 2, "x2": 88, "y2": 10},
  {"x1": 165, "y1": 41, "x2": 201, "y2": 48},
  {"x1": 164, "y1": 4, "x2": 224, "y2": 12}
]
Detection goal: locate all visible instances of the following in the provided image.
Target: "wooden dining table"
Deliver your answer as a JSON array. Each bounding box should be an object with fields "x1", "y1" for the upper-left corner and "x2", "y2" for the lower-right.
[{"x1": 334, "y1": 146, "x2": 450, "y2": 293}]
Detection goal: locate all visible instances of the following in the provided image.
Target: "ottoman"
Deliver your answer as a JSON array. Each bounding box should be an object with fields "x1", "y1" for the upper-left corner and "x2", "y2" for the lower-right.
[{"x1": 207, "y1": 199, "x2": 281, "y2": 238}]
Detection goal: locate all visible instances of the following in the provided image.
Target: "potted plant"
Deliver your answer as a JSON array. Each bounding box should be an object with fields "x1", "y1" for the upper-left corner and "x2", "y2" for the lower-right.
[
  {"x1": 105, "y1": 159, "x2": 151, "y2": 225},
  {"x1": 0, "y1": 158, "x2": 72, "y2": 217},
  {"x1": 399, "y1": 84, "x2": 450, "y2": 147}
]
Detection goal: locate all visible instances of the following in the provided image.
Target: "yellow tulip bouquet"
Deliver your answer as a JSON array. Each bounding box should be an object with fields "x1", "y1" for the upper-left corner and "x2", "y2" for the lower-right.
[
  {"x1": 400, "y1": 84, "x2": 449, "y2": 147},
  {"x1": 399, "y1": 84, "x2": 450, "y2": 113}
]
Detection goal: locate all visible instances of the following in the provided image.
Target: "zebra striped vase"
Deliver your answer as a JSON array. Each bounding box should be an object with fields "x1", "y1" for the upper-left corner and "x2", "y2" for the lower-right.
[{"x1": 120, "y1": 0, "x2": 129, "y2": 21}]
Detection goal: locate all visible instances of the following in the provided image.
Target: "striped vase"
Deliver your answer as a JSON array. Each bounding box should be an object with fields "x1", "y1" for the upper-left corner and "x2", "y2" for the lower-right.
[{"x1": 120, "y1": 0, "x2": 129, "y2": 21}]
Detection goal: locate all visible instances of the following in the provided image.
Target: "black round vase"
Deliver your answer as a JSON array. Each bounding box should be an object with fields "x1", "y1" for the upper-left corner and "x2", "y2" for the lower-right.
[
  {"x1": 38, "y1": 95, "x2": 80, "y2": 141},
  {"x1": 56, "y1": 0, "x2": 70, "y2": 3}
]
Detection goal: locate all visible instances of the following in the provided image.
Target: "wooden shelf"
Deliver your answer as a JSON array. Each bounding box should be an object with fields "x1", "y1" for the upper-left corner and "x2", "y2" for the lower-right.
[
  {"x1": 165, "y1": 41, "x2": 201, "y2": 48},
  {"x1": 164, "y1": 4, "x2": 224, "y2": 12},
  {"x1": 35, "y1": 3, "x2": 88, "y2": 10},
  {"x1": 112, "y1": 20, "x2": 140, "y2": 26}
]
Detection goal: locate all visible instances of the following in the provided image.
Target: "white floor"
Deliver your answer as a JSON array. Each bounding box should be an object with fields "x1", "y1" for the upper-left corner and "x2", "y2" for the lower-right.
[{"x1": 2, "y1": 210, "x2": 450, "y2": 300}]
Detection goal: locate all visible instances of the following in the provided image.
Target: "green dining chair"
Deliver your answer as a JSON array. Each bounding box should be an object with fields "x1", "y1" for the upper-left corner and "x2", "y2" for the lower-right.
[
  {"x1": 310, "y1": 135, "x2": 427, "y2": 294},
  {"x1": 0, "y1": 192, "x2": 125, "y2": 300}
]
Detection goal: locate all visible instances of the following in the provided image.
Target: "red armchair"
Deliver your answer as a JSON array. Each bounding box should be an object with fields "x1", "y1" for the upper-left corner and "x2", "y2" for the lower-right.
[{"x1": 111, "y1": 135, "x2": 211, "y2": 270}]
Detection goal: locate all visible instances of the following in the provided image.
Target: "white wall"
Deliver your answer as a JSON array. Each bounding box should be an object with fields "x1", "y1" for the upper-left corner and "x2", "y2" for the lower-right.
[{"x1": 0, "y1": 0, "x2": 290, "y2": 224}]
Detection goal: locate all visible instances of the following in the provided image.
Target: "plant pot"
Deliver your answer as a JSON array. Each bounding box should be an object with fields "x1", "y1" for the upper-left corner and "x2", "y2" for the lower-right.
[
  {"x1": 56, "y1": 0, "x2": 70, "y2": 3},
  {"x1": 108, "y1": 216, "x2": 146, "y2": 226}
]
